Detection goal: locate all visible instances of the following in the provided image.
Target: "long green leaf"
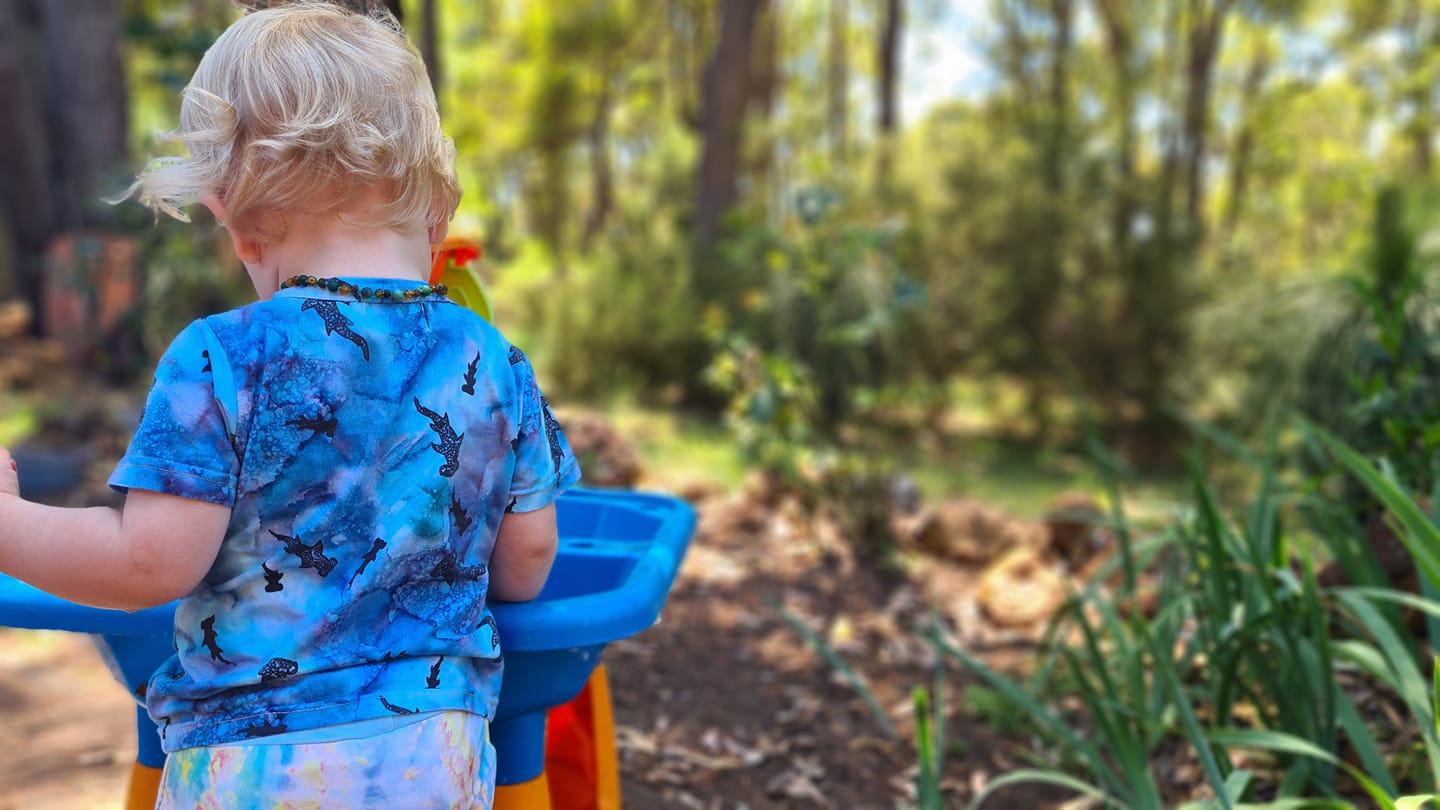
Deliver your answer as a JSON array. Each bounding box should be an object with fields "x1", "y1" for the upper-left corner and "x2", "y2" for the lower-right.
[
  {"x1": 1150, "y1": 632, "x2": 1232, "y2": 810},
  {"x1": 967, "y1": 768, "x2": 1115, "y2": 810},
  {"x1": 772, "y1": 600, "x2": 896, "y2": 738},
  {"x1": 1330, "y1": 638, "x2": 1405, "y2": 695},
  {"x1": 1085, "y1": 430, "x2": 1137, "y2": 593},
  {"x1": 930, "y1": 614, "x2": 947, "y2": 787},
  {"x1": 1335, "y1": 687, "x2": 1401, "y2": 796},
  {"x1": 1178, "y1": 795, "x2": 1356, "y2": 810},
  {"x1": 1338, "y1": 587, "x2": 1440, "y2": 619},
  {"x1": 913, "y1": 688, "x2": 941, "y2": 809},
  {"x1": 1224, "y1": 770, "x2": 1255, "y2": 804},
  {"x1": 1303, "y1": 422, "x2": 1440, "y2": 586},
  {"x1": 1233, "y1": 800, "x2": 1357, "y2": 809},
  {"x1": 1206, "y1": 729, "x2": 1397, "y2": 810},
  {"x1": 1059, "y1": 645, "x2": 1139, "y2": 800},
  {"x1": 1334, "y1": 592, "x2": 1440, "y2": 786},
  {"x1": 930, "y1": 627, "x2": 1120, "y2": 788},
  {"x1": 1434, "y1": 656, "x2": 1440, "y2": 742}
]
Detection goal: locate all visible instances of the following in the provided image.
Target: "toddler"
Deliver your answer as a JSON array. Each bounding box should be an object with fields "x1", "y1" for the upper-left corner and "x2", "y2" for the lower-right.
[{"x1": 0, "y1": 3, "x2": 579, "y2": 806}]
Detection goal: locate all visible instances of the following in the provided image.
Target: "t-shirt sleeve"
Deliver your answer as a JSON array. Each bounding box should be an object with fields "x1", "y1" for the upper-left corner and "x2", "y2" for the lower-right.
[
  {"x1": 109, "y1": 319, "x2": 240, "y2": 507},
  {"x1": 508, "y1": 347, "x2": 581, "y2": 513}
]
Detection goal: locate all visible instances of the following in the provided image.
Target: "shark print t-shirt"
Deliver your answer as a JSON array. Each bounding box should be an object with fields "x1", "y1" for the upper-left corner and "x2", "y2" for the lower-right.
[{"x1": 108, "y1": 276, "x2": 581, "y2": 753}]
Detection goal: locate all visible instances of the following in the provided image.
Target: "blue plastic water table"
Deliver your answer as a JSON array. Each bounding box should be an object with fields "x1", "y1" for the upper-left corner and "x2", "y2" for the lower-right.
[{"x1": 0, "y1": 487, "x2": 694, "y2": 808}]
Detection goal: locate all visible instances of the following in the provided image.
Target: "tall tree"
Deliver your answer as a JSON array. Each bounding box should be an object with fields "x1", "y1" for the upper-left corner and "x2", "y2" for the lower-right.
[
  {"x1": 580, "y1": 82, "x2": 615, "y2": 251},
  {"x1": 1222, "y1": 32, "x2": 1272, "y2": 237},
  {"x1": 876, "y1": 0, "x2": 902, "y2": 136},
  {"x1": 694, "y1": 0, "x2": 763, "y2": 253},
  {"x1": 1181, "y1": 0, "x2": 1236, "y2": 233},
  {"x1": 1093, "y1": 0, "x2": 1138, "y2": 260},
  {"x1": 419, "y1": 0, "x2": 441, "y2": 110},
  {"x1": 0, "y1": 0, "x2": 127, "y2": 331},
  {"x1": 987, "y1": 0, "x2": 1076, "y2": 434},
  {"x1": 873, "y1": 0, "x2": 903, "y2": 192},
  {"x1": 827, "y1": 0, "x2": 850, "y2": 162},
  {"x1": 750, "y1": 1, "x2": 780, "y2": 185}
]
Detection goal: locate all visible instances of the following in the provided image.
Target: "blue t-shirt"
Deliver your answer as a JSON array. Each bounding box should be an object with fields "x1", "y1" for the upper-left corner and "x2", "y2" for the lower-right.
[{"x1": 108, "y1": 277, "x2": 581, "y2": 752}]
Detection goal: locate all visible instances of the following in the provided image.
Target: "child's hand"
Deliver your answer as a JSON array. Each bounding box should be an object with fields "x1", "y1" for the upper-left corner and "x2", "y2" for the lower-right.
[{"x1": 0, "y1": 447, "x2": 18, "y2": 498}]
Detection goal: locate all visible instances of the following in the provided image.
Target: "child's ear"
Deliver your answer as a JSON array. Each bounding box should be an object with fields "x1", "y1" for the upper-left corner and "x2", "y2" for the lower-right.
[
  {"x1": 428, "y1": 218, "x2": 449, "y2": 247},
  {"x1": 202, "y1": 196, "x2": 263, "y2": 264}
]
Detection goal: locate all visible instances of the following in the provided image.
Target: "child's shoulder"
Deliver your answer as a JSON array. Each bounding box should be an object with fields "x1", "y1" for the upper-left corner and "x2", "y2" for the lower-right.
[{"x1": 196, "y1": 296, "x2": 526, "y2": 364}]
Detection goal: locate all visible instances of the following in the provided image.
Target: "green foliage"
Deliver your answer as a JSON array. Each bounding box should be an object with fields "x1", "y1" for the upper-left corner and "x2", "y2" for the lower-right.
[
  {"x1": 698, "y1": 188, "x2": 925, "y2": 555},
  {"x1": 702, "y1": 189, "x2": 922, "y2": 439},
  {"x1": 112, "y1": 0, "x2": 1440, "y2": 468},
  {"x1": 709, "y1": 188, "x2": 925, "y2": 435},
  {"x1": 525, "y1": 211, "x2": 706, "y2": 398},
  {"x1": 704, "y1": 336, "x2": 817, "y2": 479},
  {"x1": 913, "y1": 687, "x2": 946, "y2": 810},
  {"x1": 937, "y1": 422, "x2": 1440, "y2": 807},
  {"x1": 134, "y1": 223, "x2": 252, "y2": 359},
  {"x1": 122, "y1": 3, "x2": 230, "y2": 155},
  {"x1": 1299, "y1": 187, "x2": 1440, "y2": 505}
]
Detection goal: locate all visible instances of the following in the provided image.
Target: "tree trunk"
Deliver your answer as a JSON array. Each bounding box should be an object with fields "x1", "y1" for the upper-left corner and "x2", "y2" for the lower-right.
[
  {"x1": 873, "y1": 0, "x2": 902, "y2": 191},
  {"x1": 748, "y1": 2, "x2": 780, "y2": 208},
  {"x1": 0, "y1": 1, "x2": 55, "y2": 257},
  {"x1": 420, "y1": 0, "x2": 442, "y2": 111},
  {"x1": 0, "y1": 0, "x2": 126, "y2": 333},
  {"x1": 752, "y1": 3, "x2": 779, "y2": 120},
  {"x1": 671, "y1": 0, "x2": 712, "y2": 132},
  {"x1": 827, "y1": 0, "x2": 850, "y2": 163},
  {"x1": 581, "y1": 83, "x2": 614, "y2": 252},
  {"x1": 1403, "y1": 0, "x2": 1433, "y2": 176},
  {"x1": 1182, "y1": 0, "x2": 1234, "y2": 235},
  {"x1": 1223, "y1": 41, "x2": 1271, "y2": 238},
  {"x1": 39, "y1": 1, "x2": 129, "y2": 231},
  {"x1": 876, "y1": 0, "x2": 902, "y2": 136},
  {"x1": 694, "y1": 0, "x2": 762, "y2": 254},
  {"x1": 1044, "y1": 0, "x2": 1072, "y2": 195},
  {"x1": 1094, "y1": 0, "x2": 1135, "y2": 260},
  {"x1": 1157, "y1": 0, "x2": 1183, "y2": 238}
]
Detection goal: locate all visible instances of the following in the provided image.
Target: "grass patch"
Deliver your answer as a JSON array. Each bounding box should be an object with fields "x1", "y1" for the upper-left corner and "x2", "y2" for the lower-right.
[
  {"x1": 588, "y1": 401, "x2": 1184, "y2": 521},
  {"x1": 898, "y1": 436, "x2": 1183, "y2": 521},
  {"x1": 595, "y1": 403, "x2": 748, "y2": 491}
]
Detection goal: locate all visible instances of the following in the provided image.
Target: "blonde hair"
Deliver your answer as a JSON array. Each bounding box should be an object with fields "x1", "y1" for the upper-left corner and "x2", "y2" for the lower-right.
[{"x1": 131, "y1": 2, "x2": 460, "y2": 244}]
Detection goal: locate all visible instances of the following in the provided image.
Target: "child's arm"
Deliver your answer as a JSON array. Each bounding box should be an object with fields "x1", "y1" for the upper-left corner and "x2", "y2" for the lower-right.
[
  {"x1": 0, "y1": 447, "x2": 228, "y2": 611},
  {"x1": 488, "y1": 503, "x2": 558, "y2": 602}
]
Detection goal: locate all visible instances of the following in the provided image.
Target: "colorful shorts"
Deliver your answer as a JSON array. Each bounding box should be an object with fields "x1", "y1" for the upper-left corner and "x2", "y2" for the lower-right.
[{"x1": 155, "y1": 710, "x2": 495, "y2": 809}]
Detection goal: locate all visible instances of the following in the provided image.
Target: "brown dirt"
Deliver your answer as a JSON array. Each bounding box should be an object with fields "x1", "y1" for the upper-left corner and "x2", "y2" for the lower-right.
[
  {"x1": 602, "y1": 493, "x2": 1068, "y2": 809},
  {"x1": 0, "y1": 630, "x2": 139, "y2": 810}
]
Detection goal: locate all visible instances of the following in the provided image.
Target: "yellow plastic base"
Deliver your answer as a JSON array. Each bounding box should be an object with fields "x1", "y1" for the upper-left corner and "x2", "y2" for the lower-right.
[
  {"x1": 125, "y1": 761, "x2": 163, "y2": 810},
  {"x1": 494, "y1": 774, "x2": 552, "y2": 810},
  {"x1": 588, "y1": 666, "x2": 621, "y2": 810}
]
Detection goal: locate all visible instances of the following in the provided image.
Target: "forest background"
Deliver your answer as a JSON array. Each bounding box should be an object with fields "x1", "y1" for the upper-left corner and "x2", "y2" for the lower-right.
[{"x1": 5, "y1": 0, "x2": 1435, "y2": 475}]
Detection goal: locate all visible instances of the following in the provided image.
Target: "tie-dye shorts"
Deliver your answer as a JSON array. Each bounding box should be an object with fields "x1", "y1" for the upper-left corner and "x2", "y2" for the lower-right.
[{"x1": 155, "y1": 710, "x2": 495, "y2": 809}]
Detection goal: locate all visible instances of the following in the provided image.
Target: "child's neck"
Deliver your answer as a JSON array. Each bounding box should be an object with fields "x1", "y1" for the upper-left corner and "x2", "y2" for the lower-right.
[{"x1": 264, "y1": 212, "x2": 432, "y2": 284}]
